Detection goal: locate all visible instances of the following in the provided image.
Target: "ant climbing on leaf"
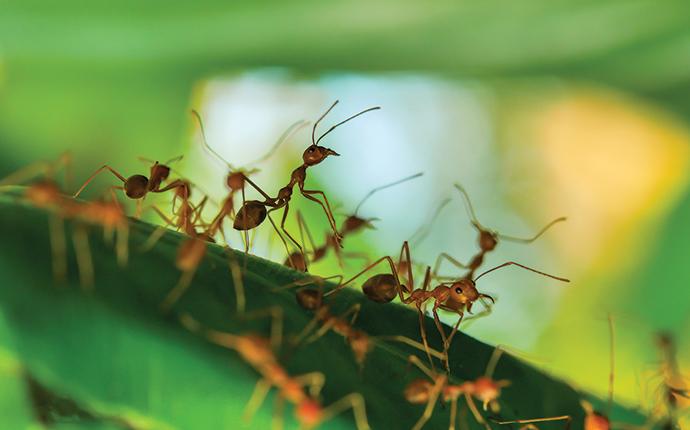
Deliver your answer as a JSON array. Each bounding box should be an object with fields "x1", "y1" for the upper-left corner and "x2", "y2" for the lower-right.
[
  {"x1": 433, "y1": 184, "x2": 566, "y2": 281},
  {"x1": 191, "y1": 109, "x2": 308, "y2": 248},
  {"x1": 282, "y1": 172, "x2": 424, "y2": 271},
  {"x1": 234, "y1": 100, "x2": 381, "y2": 257},
  {"x1": 179, "y1": 307, "x2": 371, "y2": 430},
  {"x1": 326, "y1": 241, "x2": 569, "y2": 372}
]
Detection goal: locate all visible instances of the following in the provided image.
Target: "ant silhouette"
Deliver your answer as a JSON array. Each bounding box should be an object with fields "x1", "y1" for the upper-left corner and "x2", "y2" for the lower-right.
[
  {"x1": 190, "y1": 109, "x2": 308, "y2": 248},
  {"x1": 433, "y1": 184, "x2": 566, "y2": 281},
  {"x1": 179, "y1": 308, "x2": 371, "y2": 430},
  {"x1": 283, "y1": 172, "x2": 424, "y2": 271},
  {"x1": 233, "y1": 100, "x2": 380, "y2": 257},
  {"x1": 326, "y1": 241, "x2": 569, "y2": 372}
]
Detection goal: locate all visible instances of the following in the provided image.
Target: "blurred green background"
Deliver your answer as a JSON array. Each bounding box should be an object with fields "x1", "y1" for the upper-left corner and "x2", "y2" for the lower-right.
[{"x1": 2, "y1": 0, "x2": 689, "y2": 426}]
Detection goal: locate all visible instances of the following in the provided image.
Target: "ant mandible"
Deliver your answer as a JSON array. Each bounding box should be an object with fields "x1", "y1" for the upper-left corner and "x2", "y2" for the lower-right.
[{"x1": 234, "y1": 101, "x2": 381, "y2": 257}]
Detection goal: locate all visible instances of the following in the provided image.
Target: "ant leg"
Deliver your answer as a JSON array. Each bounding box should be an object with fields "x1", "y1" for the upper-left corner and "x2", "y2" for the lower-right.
[
  {"x1": 300, "y1": 188, "x2": 341, "y2": 243},
  {"x1": 72, "y1": 224, "x2": 94, "y2": 290},
  {"x1": 243, "y1": 378, "x2": 272, "y2": 423},
  {"x1": 445, "y1": 311, "x2": 465, "y2": 353},
  {"x1": 241, "y1": 187, "x2": 250, "y2": 253},
  {"x1": 238, "y1": 306, "x2": 284, "y2": 351},
  {"x1": 318, "y1": 393, "x2": 371, "y2": 430},
  {"x1": 432, "y1": 252, "x2": 468, "y2": 277},
  {"x1": 449, "y1": 397, "x2": 459, "y2": 430},
  {"x1": 375, "y1": 336, "x2": 445, "y2": 361},
  {"x1": 493, "y1": 416, "x2": 572, "y2": 429},
  {"x1": 411, "y1": 380, "x2": 444, "y2": 430},
  {"x1": 292, "y1": 372, "x2": 325, "y2": 398},
  {"x1": 417, "y1": 307, "x2": 436, "y2": 374},
  {"x1": 272, "y1": 394, "x2": 285, "y2": 430},
  {"x1": 161, "y1": 267, "x2": 198, "y2": 312},
  {"x1": 464, "y1": 393, "x2": 491, "y2": 430},
  {"x1": 323, "y1": 255, "x2": 403, "y2": 300},
  {"x1": 484, "y1": 347, "x2": 505, "y2": 378},
  {"x1": 273, "y1": 274, "x2": 343, "y2": 293},
  {"x1": 296, "y1": 210, "x2": 318, "y2": 259},
  {"x1": 227, "y1": 253, "x2": 245, "y2": 314},
  {"x1": 115, "y1": 222, "x2": 129, "y2": 267},
  {"x1": 242, "y1": 175, "x2": 273, "y2": 201},
  {"x1": 398, "y1": 241, "x2": 415, "y2": 293},
  {"x1": 73, "y1": 165, "x2": 126, "y2": 198},
  {"x1": 48, "y1": 215, "x2": 67, "y2": 283},
  {"x1": 266, "y1": 212, "x2": 298, "y2": 269},
  {"x1": 276, "y1": 203, "x2": 303, "y2": 254},
  {"x1": 178, "y1": 313, "x2": 241, "y2": 349},
  {"x1": 407, "y1": 355, "x2": 436, "y2": 380}
]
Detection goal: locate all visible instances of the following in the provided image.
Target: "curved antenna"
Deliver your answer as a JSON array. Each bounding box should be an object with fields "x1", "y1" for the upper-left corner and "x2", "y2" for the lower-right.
[
  {"x1": 354, "y1": 172, "x2": 423, "y2": 216},
  {"x1": 190, "y1": 110, "x2": 233, "y2": 168},
  {"x1": 607, "y1": 314, "x2": 615, "y2": 418},
  {"x1": 246, "y1": 120, "x2": 310, "y2": 167},
  {"x1": 164, "y1": 155, "x2": 184, "y2": 165},
  {"x1": 410, "y1": 197, "x2": 451, "y2": 245},
  {"x1": 312, "y1": 100, "x2": 339, "y2": 145},
  {"x1": 498, "y1": 216, "x2": 567, "y2": 243},
  {"x1": 453, "y1": 184, "x2": 484, "y2": 230},
  {"x1": 315, "y1": 106, "x2": 381, "y2": 146},
  {"x1": 473, "y1": 261, "x2": 570, "y2": 283}
]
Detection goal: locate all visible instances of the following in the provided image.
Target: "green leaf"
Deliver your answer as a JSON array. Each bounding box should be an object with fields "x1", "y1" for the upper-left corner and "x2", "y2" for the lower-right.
[{"x1": 0, "y1": 190, "x2": 652, "y2": 429}]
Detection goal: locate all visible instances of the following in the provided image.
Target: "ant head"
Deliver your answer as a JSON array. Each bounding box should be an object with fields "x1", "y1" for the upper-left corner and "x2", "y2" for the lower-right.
[
  {"x1": 449, "y1": 279, "x2": 479, "y2": 304},
  {"x1": 295, "y1": 287, "x2": 323, "y2": 311},
  {"x1": 478, "y1": 229, "x2": 498, "y2": 251},
  {"x1": 341, "y1": 215, "x2": 376, "y2": 235},
  {"x1": 473, "y1": 377, "x2": 507, "y2": 406},
  {"x1": 233, "y1": 200, "x2": 267, "y2": 230},
  {"x1": 226, "y1": 171, "x2": 246, "y2": 191},
  {"x1": 361, "y1": 273, "x2": 398, "y2": 303},
  {"x1": 404, "y1": 379, "x2": 435, "y2": 404},
  {"x1": 284, "y1": 251, "x2": 308, "y2": 272},
  {"x1": 302, "y1": 145, "x2": 339, "y2": 166},
  {"x1": 123, "y1": 174, "x2": 149, "y2": 199},
  {"x1": 295, "y1": 398, "x2": 323, "y2": 428}
]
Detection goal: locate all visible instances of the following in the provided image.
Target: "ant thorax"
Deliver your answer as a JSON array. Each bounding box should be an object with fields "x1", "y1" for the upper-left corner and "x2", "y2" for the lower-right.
[{"x1": 148, "y1": 163, "x2": 170, "y2": 190}]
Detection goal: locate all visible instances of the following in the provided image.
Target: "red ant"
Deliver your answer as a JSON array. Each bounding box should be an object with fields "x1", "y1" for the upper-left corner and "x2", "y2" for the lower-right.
[
  {"x1": 190, "y1": 109, "x2": 307, "y2": 248},
  {"x1": 233, "y1": 101, "x2": 381, "y2": 257},
  {"x1": 179, "y1": 308, "x2": 371, "y2": 430},
  {"x1": 326, "y1": 241, "x2": 569, "y2": 372},
  {"x1": 433, "y1": 184, "x2": 566, "y2": 281},
  {"x1": 73, "y1": 155, "x2": 187, "y2": 216},
  {"x1": 283, "y1": 172, "x2": 423, "y2": 271},
  {"x1": 653, "y1": 333, "x2": 689, "y2": 429}
]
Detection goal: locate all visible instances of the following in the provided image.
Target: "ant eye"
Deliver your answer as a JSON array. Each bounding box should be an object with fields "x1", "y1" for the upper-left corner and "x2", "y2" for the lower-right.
[
  {"x1": 307, "y1": 147, "x2": 315, "y2": 153},
  {"x1": 455, "y1": 288, "x2": 462, "y2": 294}
]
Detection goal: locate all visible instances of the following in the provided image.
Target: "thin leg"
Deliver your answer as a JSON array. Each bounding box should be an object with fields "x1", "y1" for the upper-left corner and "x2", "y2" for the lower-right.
[
  {"x1": 319, "y1": 393, "x2": 371, "y2": 430},
  {"x1": 277, "y1": 203, "x2": 303, "y2": 254},
  {"x1": 272, "y1": 393, "x2": 284, "y2": 430},
  {"x1": 465, "y1": 393, "x2": 491, "y2": 430},
  {"x1": 140, "y1": 226, "x2": 168, "y2": 252},
  {"x1": 398, "y1": 241, "x2": 415, "y2": 292},
  {"x1": 72, "y1": 225, "x2": 94, "y2": 290},
  {"x1": 432, "y1": 252, "x2": 468, "y2": 277},
  {"x1": 243, "y1": 378, "x2": 272, "y2": 423},
  {"x1": 241, "y1": 186, "x2": 249, "y2": 253},
  {"x1": 237, "y1": 306, "x2": 283, "y2": 352},
  {"x1": 450, "y1": 397, "x2": 458, "y2": 430},
  {"x1": 161, "y1": 268, "x2": 197, "y2": 311},
  {"x1": 484, "y1": 347, "x2": 505, "y2": 378},
  {"x1": 266, "y1": 212, "x2": 296, "y2": 269},
  {"x1": 228, "y1": 253, "x2": 246, "y2": 314},
  {"x1": 493, "y1": 416, "x2": 572, "y2": 429},
  {"x1": 431, "y1": 306, "x2": 450, "y2": 372},
  {"x1": 418, "y1": 307, "x2": 436, "y2": 374},
  {"x1": 48, "y1": 215, "x2": 67, "y2": 283},
  {"x1": 411, "y1": 378, "x2": 444, "y2": 430},
  {"x1": 407, "y1": 355, "x2": 436, "y2": 381},
  {"x1": 375, "y1": 336, "x2": 445, "y2": 361},
  {"x1": 292, "y1": 372, "x2": 325, "y2": 398},
  {"x1": 296, "y1": 210, "x2": 318, "y2": 258},
  {"x1": 242, "y1": 174, "x2": 273, "y2": 201},
  {"x1": 73, "y1": 165, "x2": 126, "y2": 198},
  {"x1": 445, "y1": 311, "x2": 465, "y2": 352},
  {"x1": 300, "y1": 188, "x2": 341, "y2": 244}
]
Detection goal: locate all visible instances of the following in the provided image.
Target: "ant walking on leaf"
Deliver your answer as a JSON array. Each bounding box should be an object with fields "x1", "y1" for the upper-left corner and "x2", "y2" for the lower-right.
[
  {"x1": 326, "y1": 241, "x2": 569, "y2": 372},
  {"x1": 179, "y1": 307, "x2": 371, "y2": 430},
  {"x1": 433, "y1": 184, "x2": 566, "y2": 281},
  {"x1": 283, "y1": 172, "x2": 423, "y2": 271},
  {"x1": 234, "y1": 101, "x2": 380, "y2": 257}
]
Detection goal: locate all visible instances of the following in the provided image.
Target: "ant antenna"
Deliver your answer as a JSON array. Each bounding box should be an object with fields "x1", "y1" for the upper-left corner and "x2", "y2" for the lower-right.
[
  {"x1": 191, "y1": 109, "x2": 233, "y2": 168},
  {"x1": 164, "y1": 155, "x2": 184, "y2": 165},
  {"x1": 454, "y1": 184, "x2": 483, "y2": 230},
  {"x1": 246, "y1": 120, "x2": 310, "y2": 167},
  {"x1": 473, "y1": 261, "x2": 570, "y2": 283},
  {"x1": 409, "y1": 197, "x2": 451, "y2": 245},
  {"x1": 498, "y1": 216, "x2": 567, "y2": 244},
  {"x1": 607, "y1": 314, "x2": 615, "y2": 418},
  {"x1": 312, "y1": 100, "x2": 340, "y2": 145},
  {"x1": 315, "y1": 105, "x2": 381, "y2": 146},
  {"x1": 353, "y1": 172, "x2": 424, "y2": 216}
]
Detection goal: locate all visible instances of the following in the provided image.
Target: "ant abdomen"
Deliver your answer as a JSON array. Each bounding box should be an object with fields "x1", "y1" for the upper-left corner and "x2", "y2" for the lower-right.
[
  {"x1": 233, "y1": 200, "x2": 267, "y2": 231},
  {"x1": 124, "y1": 174, "x2": 149, "y2": 199},
  {"x1": 361, "y1": 273, "x2": 398, "y2": 303},
  {"x1": 295, "y1": 288, "x2": 323, "y2": 311}
]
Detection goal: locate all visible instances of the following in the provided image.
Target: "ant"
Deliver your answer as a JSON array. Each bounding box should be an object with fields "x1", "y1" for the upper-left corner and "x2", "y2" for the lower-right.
[
  {"x1": 283, "y1": 172, "x2": 424, "y2": 271},
  {"x1": 233, "y1": 100, "x2": 381, "y2": 257},
  {"x1": 190, "y1": 109, "x2": 307, "y2": 248},
  {"x1": 285, "y1": 280, "x2": 444, "y2": 369},
  {"x1": 73, "y1": 155, "x2": 187, "y2": 217},
  {"x1": 179, "y1": 308, "x2": 371, "y2": 430},
  {"x1": 326, "y1": 241, "x2": 569, "y2": 372},
  {"x1": 433, "y1": 184, "x2": 566, "y2": 281},
  {"x1": 653, "y1": 333, "x2": 689, "y2": 429}
]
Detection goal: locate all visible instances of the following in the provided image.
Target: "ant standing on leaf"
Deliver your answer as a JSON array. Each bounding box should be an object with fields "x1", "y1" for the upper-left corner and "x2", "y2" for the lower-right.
[
  {"x1": 326, "y1": 241, "x2": 569, "y2": 372},
  {"x1": 179, "y1": 307, "x2": 371, "y2": 430},
  {"x1": 190, "y1": 109, "x2": 308, "y2": 248},
  {"x1": 283, "y1": 172, "x2": 424, "y2": 271},
  {"x1": 73, "y1": 155, "x2": 187, "y2": 217},
  {"x1": 233, "y1": 101, "x2": 381, "y2": 258},
  {"x1": 433, "y1": 184, "x2": 566, "y2": 281}
]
